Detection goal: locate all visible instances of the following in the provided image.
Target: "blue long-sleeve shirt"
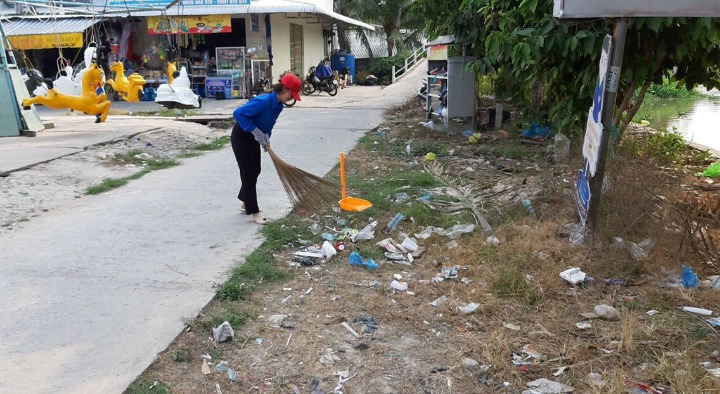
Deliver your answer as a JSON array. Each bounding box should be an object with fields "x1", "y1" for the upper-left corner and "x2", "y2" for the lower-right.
[{"x1": 232, "y1": 91, "x2": 283, "y2": 137}]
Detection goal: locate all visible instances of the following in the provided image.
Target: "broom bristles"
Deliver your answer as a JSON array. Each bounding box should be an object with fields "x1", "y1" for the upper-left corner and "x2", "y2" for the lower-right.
[{"x1": 266, "y1": 146, "x2": 339, "y2": 212}]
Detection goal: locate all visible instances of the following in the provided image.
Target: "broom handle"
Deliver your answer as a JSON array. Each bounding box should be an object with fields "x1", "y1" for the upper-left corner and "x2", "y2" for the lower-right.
[{"x1": 340, "y1": 151, "x2": 347, "y2": 200}]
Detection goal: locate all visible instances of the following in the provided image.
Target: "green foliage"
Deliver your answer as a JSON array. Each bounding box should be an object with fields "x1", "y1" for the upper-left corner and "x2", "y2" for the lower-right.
[
  {"x1": 645, "y1": 129, "x2": 687, "y2": 162},
  {"x1": 648, "y1": 77, "x2": 701, "y2": 99},
  {"x1": 260, "y1": 215, "x2": 315, "y2": 251},
  {"x1": 368, "y1": 50, "x2": 413, "y2": 81},
  {"x1": 171, "y1": 348, "x2": 192, "y2": 363},
  {"x1": 192, "y1": 136, "x2": 230, "y2": 151},
  {"x1": 415, "y1": 0, "x2": 720, "y2": 137}
]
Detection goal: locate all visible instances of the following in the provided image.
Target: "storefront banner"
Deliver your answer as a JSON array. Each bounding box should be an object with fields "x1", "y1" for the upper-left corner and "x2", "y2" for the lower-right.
[
  {"x1": 9, "y1": 33, "x2": 84, "y2": 50},
  {"x1": 147, "y1": 15, "x2": 231, "y2": 34},
  {"x1": 110, "y1": 0, "x2": 249, "y2": 7},
  {"x1": 428, "y1": 45, "x2": 448, "y2": 61}
]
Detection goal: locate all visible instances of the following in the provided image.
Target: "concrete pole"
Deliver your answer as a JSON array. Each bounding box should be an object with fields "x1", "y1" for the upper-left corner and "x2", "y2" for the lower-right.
[{"x1": 587, "y1": 18, "x2": 628, "y2": 228}]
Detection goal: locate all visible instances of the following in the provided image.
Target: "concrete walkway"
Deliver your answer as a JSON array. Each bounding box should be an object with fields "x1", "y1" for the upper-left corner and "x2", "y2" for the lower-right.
[{"x1": 0, "y1": 60, "x2": 427, "y2": 393}]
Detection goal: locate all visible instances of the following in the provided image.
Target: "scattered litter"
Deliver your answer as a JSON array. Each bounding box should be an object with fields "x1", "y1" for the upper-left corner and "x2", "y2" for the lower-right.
[
  {"x1": 520, "y1": 199, "x2": 535, "y2": 216},
  {"x1": 440, "y1": 266, "x2": 460, "y2": 280},
  {"x1": 417, "y1": 191, "x2": 433, "y2": 203},
  {"x1": 385, "y1": 252, "x2": 406, "y2": 261},
  {"x1": 681, "y1": 264, "x2": 699, "y2": 288},
  {"x1": 333, "y1": 370, "x2": 356, "y2": 393},
  {"x1": 486, "y1": 235, "x2": 500, "y2": 245},
  {"x1": 707, "y1": 317, "x2": 720, "y2": 327},
  {"x1": 353, "y1": 280, "x2": 381, "y2": 288},
  {"x1": 522, "y1": 344, "x2": 543, "y2": 360},
  {"x1": 646, "y1": 310, "x2": 659, "y2": 316},
  {"x1": 575, "y1": 322, "x2": 592, "y2": 329},
  {"x1": 377, "y1": 238, "x2": 403, "y2": 253},
  {"x1": 563, "y1": 222, "x2": 586, "y2": 245},
  {"x1": 503, "y1": 323, "x2": 521, "y2": 331},
  {"x1": 419, "y1": 120, "x2": 435, "y2": 129},
  {"x1": 560, "y1": 267, "x2": 587, "y2": 285},
  {"x1": 446, "y1": 240, "x2": 458, "y2": 249},
  {"x1": 348, "y1": 251, "x2": 378, "y2": 270},
  {"x1": 295, "y1": 251, "x2": 325, "y2": 259},
  {"x1": 340, "y1": 322, "x2": 361, "y2": 338},
  {"x1": 458, "y1": 302, "x2": 480, "y2": 314},
  {"x1": 682, "y1": 306, "x2": 713, "y2": 316},
  {"x1": 268, "y1": 314, "x2": 288, "y2": 324},
  {"x1": 430, "y1": 366, "x2": 449, "y2": 373},
  {"x1": 624, "y1": 238, "x2": 655, "y2": 261},
  {"x1": 321, "y1": 232, "x2": 337, "y2": 242},
  {"x1": 353, "y1": 315, "x2": 380, "y2": 333},
  {"x1": 700, "y1": 361, "x2": 720, "y2": 377},
  {"x1": 697, "y1": 161, "x2": 720, "y2": 177},
  {"x1": 524, "y1": 378, "x2": 574, "y2": 393},
  {"x1": 282, "y1": 295, "x2": 292, "y2": 304},
  {"x1": 594, "y1": 304, "x2": 620, "y2": 321},
  {"x1": 321, "y1": 241, "x2": 337, "y2": 259},
  {"x1": 255, "y1": 337, "x2": 264, "y2": 345},
  {"x1": 309, "y1": 222, "x2": 321, "y2": 234},
  {"x1": 214, "y1": 361, "x2": 239, "y2": 382},
  {"x1": 604, "y1": 278, "x2": 627, "y2": 286},
  {"x1": 461, "y1": 277, "x2": 472, "y2": 284},
  {"x1": 587, "y1": 372, "x2": 604, "y2": 387},
  {"x1": 394, "y1": 192, "x2": 410, "y2": 203},
  {"x1": 400, "y1": 236, "x2": 419, "y2": 252},
  {"x1": 386, "y1": 212, "x2": 406, "y2": 231},
  {"x1": 391, "y1": 279, "x2": 409, "y2": 291},
  {"x1": 462, "y1": 358, "x2": 480, "y2": 369},
  {"x1": 351, "y1": 220, "x2": 378, "y2": 242},
  {"x1": 538, "y1": 251, "x2": 549, "y2": 260},
  {"x1": 430, "y1": 295, "x2": 448, "y2": 307},
  {"x1": 424, "y1": 152, "x2": 437, "y2": 161},
  {"x1": 212, "y1": 321, "x2": 234, "y2": 343},
  {"x1": 553, "y1": 366, "x2": 567, "y2": 376},
  {"x1": 319, "y1": 348, "x2": 341, "y2": 364},
  {"x1": 415, "y1": 224, "x2": 475, "y2": 240},
  {"x1": 201, "y1": 359, "x2": 211, "y2": 375}
]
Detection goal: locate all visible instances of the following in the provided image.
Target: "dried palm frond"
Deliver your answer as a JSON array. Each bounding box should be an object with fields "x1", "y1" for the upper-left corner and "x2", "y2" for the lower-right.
[
  {"x1": 425, "y1": 161, "x2": 492, "y2": 232},
  {"x1": 266, "y1": 146, "x2": 339, "y2": 213}
]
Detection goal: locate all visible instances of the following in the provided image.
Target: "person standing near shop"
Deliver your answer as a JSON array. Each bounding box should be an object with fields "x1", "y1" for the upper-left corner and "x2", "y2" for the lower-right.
[{"x1": 231, "y1": 74, "x2": 302, "y2": 225}]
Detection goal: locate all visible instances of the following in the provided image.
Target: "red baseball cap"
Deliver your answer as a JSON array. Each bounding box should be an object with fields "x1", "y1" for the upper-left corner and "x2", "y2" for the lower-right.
[{"x1": 280, "y1": 74, "x2": 302, "y2": 101}]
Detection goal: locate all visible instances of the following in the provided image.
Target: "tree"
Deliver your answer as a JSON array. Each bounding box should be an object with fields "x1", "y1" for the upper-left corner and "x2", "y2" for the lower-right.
[
  {"x1": 336, "y1": 0, "x2": 423, "y2": 57},
  {"x1": 415, "y1": 0, "x2": 720, "y2": 138}
]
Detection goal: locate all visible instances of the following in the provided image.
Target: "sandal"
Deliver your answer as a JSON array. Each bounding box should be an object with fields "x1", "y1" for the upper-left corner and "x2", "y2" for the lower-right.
[
  {"x1": 253, "y1": 217, "x2": 270, "y2": 225},
  {"x1": 240, "y1": 202, "x2": 246, "y2": 213}
]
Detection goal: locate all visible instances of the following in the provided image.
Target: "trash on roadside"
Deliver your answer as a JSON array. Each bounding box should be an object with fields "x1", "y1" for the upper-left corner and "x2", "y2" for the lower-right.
[
  {"x1": 440, "y1": 266, "x2": 458, "y2": 280},
  {"x1": 550, "y1": 132, "x2": 571, "y2": 161},
  {"x1": 503, "y1": 323, "x2": 521, "y2": 331},
  {"x1": 394, "y1": 192, "x2": 410, "y2": 203},
  {"x1": 424, "y1": 152, "x2": 437, "y2": 161},
  {"x1": 351, "y1": 220, "x2": 378, "y2": 242},
  {"x1": 697, "y1": 161, "x2": 720, "y2": 177},
  {"x1": 462, "y1": 357, "x2": 480, "y2": 369},
  {"x1": 604, "y1": 278, "x2": 627, "y2": 286},
  {"x1": 385, "y1": 251, "x2": 406, "y2": 261},
  {"x1": 446, "y1": 239, "x2": 458, "y2": 249},
  {"x1": 486, "y1": 235, "x2": 500, "y2": 245},
  {"x1": 521, "y1": 123, "x2": 552, "y2": 139},
  {"x1": 417, "y1": 191, "x2": 433, "y2": 203},
  {"x1": 400, "y1": 236, "x2": 419, "y2": 252},
  {"x1": 268, "y1": 314, "x2": 288, "y2": 324},
  {"x1": 309, "y1": 222, "x2": 322, "y2": 234},
  {"x1": 513, "y1": 344, "x2": 542, "y2": 366},
  {"x1": 682, "y1": 306, "x2": 713, "y2": 316},
  {"x1": 560, "y1": 267, "x2": 588, "y2": 285},
  {"x1": 214, "y1": 361, "x2": 239, "y2": 382},
  {"x1": 353, "y1": 280, "x2": 381, "y2": 288},
  {"x1": 340, "y1": 322, "x2": 361, "y2": 338},
  {"x1": 391, "y1": 279, "x2": 409, "y2": 291},
  {"x1": 212, "y1": 321, "x2": 234, "y2": 343},
  {"x1": 386, "y1": 212, "x2": 406, "y2": 230},
  {"x1": 430, "y1": 366, "x2": 449, "y2": 373},
  {"x1": 201, "y1": 359, "x2": 211, "y2": 375},
  {"x1": 458, "y1": 302, "x2": 480, "y2": 314},
  {"x1": 681, "y1": 264, "x2": 699, "y2": 288},
  {"x1": 319, "y1": 348, "x2": 342, "y2": 364},
  {"x1": 520, "y1": 199, "x2": 535, "y2": 216},
  {"x1": 353, "y1": 315, "x2": 380, "y2": 333},
  {"x1": 348, "y1": 251, "x2": 378, "y2": 270},
  {"x1": 430, "y1": 295, "x2": 448, "y2": 307},
  {"x1": 707, "y1": 317, "x2": 720, "y2": 327},
  {"x1": 377, "y1": 237, "x2": 403, "y2": 253},
  {"x1": 321, "y1": 241, "x2": 337, "y2": 259},
  {"x1": 646, "y1": 310, "x2": 659, "y2": 316},
  {"x1": 594, "y1": 304, "x2": 620, "y2": 321},
  {"x1": 624, "y1": 238, "x2": 655, "y2": 261},
  {"x1": 523, "y1": 378, "x2": 574, "y2": 393},
  {"x1": 295, "y1": 250, "x2": 325, "y2": 259},
  {"x1": 419, "y1": 120, "x2": 435, "y2": 129},
  {"x1": 414, "y1": 224, "x2": 475, "y2": 240},
  {"x1": 575, "y1": 322, "x2": 592, "y2": 329},
  {"x1": 553, "y1": 366, "x2": 567, "y2": 376},
  {"x1": 562, "y1": 222, "x2": 585, "y2": 245}
]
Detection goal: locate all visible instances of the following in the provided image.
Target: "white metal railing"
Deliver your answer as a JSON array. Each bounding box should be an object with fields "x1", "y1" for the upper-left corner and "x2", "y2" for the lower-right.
[{"x1": 391, "y1": 46, "x2": 426, "y2": 84}]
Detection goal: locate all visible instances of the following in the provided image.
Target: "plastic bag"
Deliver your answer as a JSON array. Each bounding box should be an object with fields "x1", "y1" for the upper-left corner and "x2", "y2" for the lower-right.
[{"x1": 698, "y1": 161, "x2": 720, "y2": 178}]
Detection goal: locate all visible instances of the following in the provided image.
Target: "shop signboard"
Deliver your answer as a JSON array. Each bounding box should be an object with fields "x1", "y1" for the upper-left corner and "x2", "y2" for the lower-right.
[
  {"x1": 109, "y1": 0, "x2": 249, "y2": 8},
  {"x1": 8, "y1": 33, "x2": 83, "y2": 49},
  {"x1": 428, "y1": 45, "x2": 448, "y2": 61},
  {"x1": 148, "y1": 15, "x2": 231, "y2": 34}
]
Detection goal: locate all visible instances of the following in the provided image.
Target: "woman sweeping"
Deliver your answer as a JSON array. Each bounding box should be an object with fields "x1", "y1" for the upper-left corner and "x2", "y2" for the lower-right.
[{"x1": 231, "y1": 74, "x2": 302, "y2": 224}]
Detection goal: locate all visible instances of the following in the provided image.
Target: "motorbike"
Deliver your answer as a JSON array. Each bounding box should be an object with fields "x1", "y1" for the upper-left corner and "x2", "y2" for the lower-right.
[
  {"x1": 300, "y1": 66, "x2": 338, "y2": 97},
  {"x1": 253, "y1": 72, "x2": 296, "y2": 107}
]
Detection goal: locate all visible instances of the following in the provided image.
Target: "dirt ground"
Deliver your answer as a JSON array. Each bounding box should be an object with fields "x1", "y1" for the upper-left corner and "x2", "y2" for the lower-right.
[
  {"x1": 130, "y1": 103, "x2": 720, "y2": 393},
  {"x1": 0, "y1": 120, "x2": 230, "y2": 234}
]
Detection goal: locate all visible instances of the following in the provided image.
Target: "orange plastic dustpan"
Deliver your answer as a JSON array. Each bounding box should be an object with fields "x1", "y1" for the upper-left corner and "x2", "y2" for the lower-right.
[{"x1": 339, "y1": 152, "x2": 372, "y2": 211}]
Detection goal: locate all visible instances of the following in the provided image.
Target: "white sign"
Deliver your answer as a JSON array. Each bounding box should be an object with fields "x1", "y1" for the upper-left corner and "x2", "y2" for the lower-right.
[
  {"x1": 554, "y1": 0, "x2": 720, "y2": 18},
  {"x1": 581, "y1": 35, "x2": 612, "y2": 176}
]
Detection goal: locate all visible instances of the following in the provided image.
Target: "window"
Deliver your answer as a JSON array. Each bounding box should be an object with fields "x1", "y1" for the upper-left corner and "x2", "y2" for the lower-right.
[{"x1": 290, "y1": 23, "x2": 303, "y2": 76}]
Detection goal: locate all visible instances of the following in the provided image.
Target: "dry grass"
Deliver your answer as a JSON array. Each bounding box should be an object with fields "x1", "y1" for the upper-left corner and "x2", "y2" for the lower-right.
[{"x1": 131, "y1": 101, "x2": 720, "y2": 393}]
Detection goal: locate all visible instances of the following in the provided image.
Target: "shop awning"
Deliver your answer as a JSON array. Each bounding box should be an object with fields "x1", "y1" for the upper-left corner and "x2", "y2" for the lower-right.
[
  {"x1": 128, "y1": 0, "x2": 375, "y2": 30},
  {"x1": 1, "y1": 17, "x2": 100, "y2": 36}
]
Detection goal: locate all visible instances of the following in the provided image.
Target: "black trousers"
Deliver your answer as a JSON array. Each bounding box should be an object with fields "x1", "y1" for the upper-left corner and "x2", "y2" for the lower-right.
[{"x1": 231, "y1": 123, "x2": 261, "y2": 215}]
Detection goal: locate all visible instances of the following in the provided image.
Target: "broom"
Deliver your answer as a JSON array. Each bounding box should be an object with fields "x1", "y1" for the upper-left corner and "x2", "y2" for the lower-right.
[{"x1": 266, "y1": 145, "x2": 339, "y2": 212}]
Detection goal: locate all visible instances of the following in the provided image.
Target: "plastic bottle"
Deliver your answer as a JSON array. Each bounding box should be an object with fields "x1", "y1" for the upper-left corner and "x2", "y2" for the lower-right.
[
  {"x1": 681, "y1": 264, "x2": 699, "y2": 288},
  {"x1": 520, "y1": 199, "x2": 535, "y2": 216},
  {"x1": 203, "y1": 51, "x2": 209, "y2": 64},
  {"x1": 386, "y1": 213, "x2": 405, "y2": 231}
]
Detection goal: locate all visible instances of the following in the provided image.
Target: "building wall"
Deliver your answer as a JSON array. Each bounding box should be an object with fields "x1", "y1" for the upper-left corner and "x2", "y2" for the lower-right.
[{"x1": 269, "y1": 14, "x2": 326, "y2": 80}]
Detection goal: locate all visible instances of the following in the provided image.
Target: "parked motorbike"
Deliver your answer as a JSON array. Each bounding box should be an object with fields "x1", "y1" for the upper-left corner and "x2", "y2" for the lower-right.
[
  {"x1": 301, "y1": 66, "x2": 338, "y2": 97},
  {"x1": 253, "y1": 72, "x2": 297, "y2": 107}
]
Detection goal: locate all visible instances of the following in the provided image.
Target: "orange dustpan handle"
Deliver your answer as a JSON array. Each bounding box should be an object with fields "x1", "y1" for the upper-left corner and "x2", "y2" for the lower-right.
[{"x1": 340, "y1": 152, "x2": 347, "y2": 200}]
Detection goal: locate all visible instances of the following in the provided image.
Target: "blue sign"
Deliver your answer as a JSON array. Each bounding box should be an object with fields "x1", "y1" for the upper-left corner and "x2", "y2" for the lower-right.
[
  {"x1": 576, "y1": 159, "x2": 592, "y2": 225},
  {"x1": 108, "y1": 0, "x2": 250, "y2": 9}
]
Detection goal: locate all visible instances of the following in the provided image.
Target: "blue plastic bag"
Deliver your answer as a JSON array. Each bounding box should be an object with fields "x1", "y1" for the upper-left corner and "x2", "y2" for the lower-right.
[
  {"x1": 521, "y1": 123, "x2": 552, "y2": 139},
  {"x1": 681, "y1": 264, "x2": 699, "y2": 289},
  {"x1": 348, "y1": 251, "x2": 378, "y2": 270}
]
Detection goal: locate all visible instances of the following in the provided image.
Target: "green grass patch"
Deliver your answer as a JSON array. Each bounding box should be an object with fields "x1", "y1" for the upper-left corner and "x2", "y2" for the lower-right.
[
  {"x1": 126, "y1": 379, "x2": 170, "y2": 394},
  {"x1": 85, "y1": 159, "x2": 179, "y2": 194},
  {"x1": 201, "y1": 306, "x2": 256, "y2": 332},
  {"x1": 474, "y1": 139, "x2": 539, "y2": 160},
  {"x1": 260, "y1": 215, "x2": 315, "y2": 251},
  {"x1": 112, "y1": 149, "x2": 145, "y2": 165},
  {"x1": 171, "y1": 348, "x2": 192, "y2": 363},
  {"x1": 192, "y1": 136, "x2": 230, "y2": 151},
  {"x1": 490, "y1": 261, "x2": 541, "y2": 306},
  {"x1": 177, "y1": 151, "x2": 203, "y2": 159},
  {"x1": 217, "y1": 250, "x2": 291, "y2": 301}
]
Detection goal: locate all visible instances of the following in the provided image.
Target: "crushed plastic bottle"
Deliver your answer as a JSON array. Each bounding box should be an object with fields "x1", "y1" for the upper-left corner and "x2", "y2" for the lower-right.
[
  {"x1": 520, "y1": 199, "x2": 535, "y2": 216},
  {"x1": 681, "y1": 264, "x2": 699, "y2": 289},
  {"x1": 387, "y1": 213, "x2": 405, "y2": 231},
  {"x1": 348, "y1": 251, "x2": 378, "y2": 270}
]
